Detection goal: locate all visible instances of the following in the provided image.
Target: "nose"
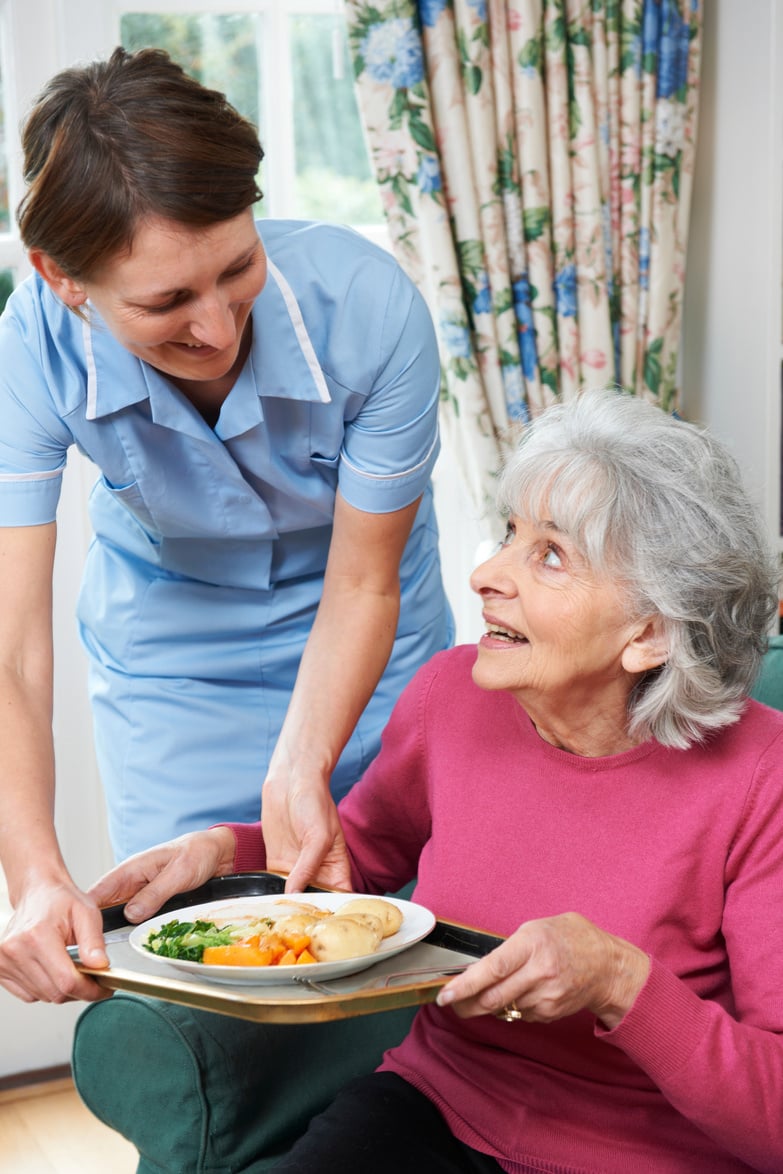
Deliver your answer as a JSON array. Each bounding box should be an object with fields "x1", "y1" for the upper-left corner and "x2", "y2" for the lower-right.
[
  {"x1": 188, "y1": 293, "x2": 236, "y2": 350},
  {"x1": 469, "y1": 541, "x2": 512, "y2": 597}
]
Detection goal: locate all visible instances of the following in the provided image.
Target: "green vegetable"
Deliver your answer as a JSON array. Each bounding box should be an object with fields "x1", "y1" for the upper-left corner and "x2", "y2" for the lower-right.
[{"x1": 144, "y1": 918, "x2": 244, "y2": 963}]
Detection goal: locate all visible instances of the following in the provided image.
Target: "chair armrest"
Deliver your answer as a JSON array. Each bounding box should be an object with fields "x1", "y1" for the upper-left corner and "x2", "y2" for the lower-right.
[{"x1": 73, "y1": 993, "x2": 415, "y2": 1173}]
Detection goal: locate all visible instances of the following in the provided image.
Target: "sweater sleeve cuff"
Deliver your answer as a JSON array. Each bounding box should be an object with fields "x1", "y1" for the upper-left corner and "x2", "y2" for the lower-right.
[
  {"x1": 596, "y1": 956, "x2": 715, "y2": 1081},
  {"x1": 210, "y1": 821, "x2": 267, "y2": 873}
]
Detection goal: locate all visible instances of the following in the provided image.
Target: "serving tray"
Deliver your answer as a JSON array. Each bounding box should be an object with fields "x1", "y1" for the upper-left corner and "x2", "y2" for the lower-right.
[{"x1": 74, "y1": 872, "x2": 504, "y2": 1024}]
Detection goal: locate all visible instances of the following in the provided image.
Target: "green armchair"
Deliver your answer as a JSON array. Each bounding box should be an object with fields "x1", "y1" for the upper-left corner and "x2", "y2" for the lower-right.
[
  {"x1": 72, "y1": 636, "x2": 783, "y2": 1173},
  {"x1": 750, "y1": 633, "x2": 783, "y2": 706},
  {"x1": 73, "y1": 995, "x2": 415, "y2": 1173}
]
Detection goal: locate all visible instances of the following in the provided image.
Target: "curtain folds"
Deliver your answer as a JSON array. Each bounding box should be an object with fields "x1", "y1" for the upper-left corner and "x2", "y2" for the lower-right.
[{"x1": 345, "y1": 0, "x2": 702, "y2": 516}]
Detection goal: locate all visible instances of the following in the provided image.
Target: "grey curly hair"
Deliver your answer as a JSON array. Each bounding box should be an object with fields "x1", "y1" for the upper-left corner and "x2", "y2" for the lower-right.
[{"x1": 496, "y1": 388, "x2": 779, "y2": 749}]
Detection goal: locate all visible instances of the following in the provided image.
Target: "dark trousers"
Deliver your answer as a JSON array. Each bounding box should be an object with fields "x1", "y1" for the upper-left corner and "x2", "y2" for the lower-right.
[{"x1": 271, "y1": 1071, "x2": 504, "y2": 1173}]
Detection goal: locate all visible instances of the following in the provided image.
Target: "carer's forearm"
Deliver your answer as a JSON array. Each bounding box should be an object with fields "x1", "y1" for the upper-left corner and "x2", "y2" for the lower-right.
[
  {"x1": 267, "y1": 585, "x2": 399, "y2": 781},
  {"x1": 0, "y1": 667, "x2": 67, "y2": 902}
]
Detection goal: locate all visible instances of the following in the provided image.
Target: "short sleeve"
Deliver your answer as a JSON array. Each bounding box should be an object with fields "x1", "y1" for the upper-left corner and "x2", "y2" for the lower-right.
[
  {"x1": 336, "y1": 267, "x2": 441, "y2": 514},
  {"x1": 0, "y1": 285, "x2": 74, "y2": 525}
]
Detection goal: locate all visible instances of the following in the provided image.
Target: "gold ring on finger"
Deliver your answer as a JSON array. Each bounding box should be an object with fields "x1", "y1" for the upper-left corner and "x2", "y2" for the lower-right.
[{"x1": 497, "y1": 1001, "x2": 524, "y2": 1023}]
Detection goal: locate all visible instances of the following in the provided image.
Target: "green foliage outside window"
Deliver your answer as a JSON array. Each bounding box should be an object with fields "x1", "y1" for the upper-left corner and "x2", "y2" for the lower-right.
[{"x1": 0, "y1": 270, "x2": 13, "y2": 314}]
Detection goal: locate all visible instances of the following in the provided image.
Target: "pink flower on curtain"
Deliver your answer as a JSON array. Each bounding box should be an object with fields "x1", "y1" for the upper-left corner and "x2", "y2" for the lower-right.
[{"x1": 581, "y1": 349, "x2": 609, "y2": 370}]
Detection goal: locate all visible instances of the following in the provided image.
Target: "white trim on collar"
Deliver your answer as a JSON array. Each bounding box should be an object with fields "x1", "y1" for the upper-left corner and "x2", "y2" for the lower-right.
[
  {"x1": 265, "y1": 259, "x2": 331, "y2": 404},
  {"x1": 83, "y1": 317, "x2": 99, "y2": 421}
]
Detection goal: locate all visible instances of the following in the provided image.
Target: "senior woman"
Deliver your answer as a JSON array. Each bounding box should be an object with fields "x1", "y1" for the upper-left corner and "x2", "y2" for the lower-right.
[
  {"x1": 0, "y1": 47, "x2": 452, "y2": 1005},
  {"x1": 76, "y1": 390, "x2": 783, "y2": 1171}
]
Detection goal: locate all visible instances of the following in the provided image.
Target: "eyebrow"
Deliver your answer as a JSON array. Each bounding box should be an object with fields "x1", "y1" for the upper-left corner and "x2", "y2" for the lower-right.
[
  {"x1": 518, "y1": 515, "x2": 568, "y2": 536},
  {"x1": 132, "y1": 243, "x2": 260, "y2": 304}
]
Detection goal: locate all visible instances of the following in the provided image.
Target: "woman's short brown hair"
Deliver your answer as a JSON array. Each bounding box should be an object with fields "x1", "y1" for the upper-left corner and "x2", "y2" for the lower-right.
[{"x1": 17, "y1": 46, "x2": 264, "y2": 280}]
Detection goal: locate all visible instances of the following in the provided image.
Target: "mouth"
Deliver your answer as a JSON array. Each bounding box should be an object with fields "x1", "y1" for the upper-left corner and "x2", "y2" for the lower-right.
[
  {"x1": 481, "y1": 621, "x2": 529, "y2": 645},
  {"x1": 171, "y1": 341, "x2": 219, "y2": 355}
]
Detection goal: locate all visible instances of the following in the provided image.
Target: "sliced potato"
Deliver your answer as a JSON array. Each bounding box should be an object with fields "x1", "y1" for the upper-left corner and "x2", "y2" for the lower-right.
[
  {"x1": 308, "y1": 916, "x2": 382, "y2": 962},
  {"x1": 337, "y1": 897, "x2": 403, "y2": 938}
]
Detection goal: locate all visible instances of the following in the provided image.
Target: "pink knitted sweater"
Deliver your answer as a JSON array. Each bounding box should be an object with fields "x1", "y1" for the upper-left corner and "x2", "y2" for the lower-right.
[{"x1": 230, "y1": 646, "x2": 783, "y2": 1173}]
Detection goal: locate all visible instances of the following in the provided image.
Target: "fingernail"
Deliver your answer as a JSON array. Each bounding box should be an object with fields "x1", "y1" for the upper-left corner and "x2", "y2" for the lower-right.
[
  {"x1": 436, "y1": 988, "x2": 453, "y2": 1007},
  {"x1": 124, "y1": 903, "x2": 140, "y2": 919}
]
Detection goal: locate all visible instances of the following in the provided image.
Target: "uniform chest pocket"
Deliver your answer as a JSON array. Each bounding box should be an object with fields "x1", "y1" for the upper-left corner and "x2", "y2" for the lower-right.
[
  {"x1": 310, "y1": 451, "x2": 340, "y2": 469},
  {"x1": 98, "y1": 475, "x2": 158, "y2": 533}
]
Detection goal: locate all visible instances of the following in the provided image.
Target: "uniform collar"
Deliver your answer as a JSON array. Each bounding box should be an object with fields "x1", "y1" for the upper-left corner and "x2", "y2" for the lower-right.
[
  {"x1": 252, "y1": 259, "x2": 331, "y2": 404},
  {"x1": 83, "y1": 254, "x2": 331, "y2": 422}
]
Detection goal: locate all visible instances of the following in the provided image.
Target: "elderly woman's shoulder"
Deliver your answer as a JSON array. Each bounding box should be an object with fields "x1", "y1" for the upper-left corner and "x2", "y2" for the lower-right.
[
  {"x1": 741, "y1": 696, "x2": 783, "y2": 751},
  {"x1": 405, "y1": 645, "x2": 498, "y2": 711},
  {"x1": 742, "y1": 694, "x2": 783, "y2": 731},
  {"x1": 704, "y1": 696, "x2": 783, "y2": 775}
]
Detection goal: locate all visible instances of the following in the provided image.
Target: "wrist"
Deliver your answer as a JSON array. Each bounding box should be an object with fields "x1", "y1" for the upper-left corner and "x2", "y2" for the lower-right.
[
  {"x1": 263, "y1": 760, "x2": 333, "y2": 791},
  {"x1": 4, "y1": 855, "x2": 72, "y2": 907},
  {"x1": 206, "y1": 826, "x2": 240, "y2": 872},
  {"x1": 593, "y1": 936, "x2": 650, "y2": 1030}
]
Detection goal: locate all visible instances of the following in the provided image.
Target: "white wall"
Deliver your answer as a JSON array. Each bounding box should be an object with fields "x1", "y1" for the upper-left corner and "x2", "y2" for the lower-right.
[{"x1": 681, "y1": 0, "x2": 782, "y2": 552}]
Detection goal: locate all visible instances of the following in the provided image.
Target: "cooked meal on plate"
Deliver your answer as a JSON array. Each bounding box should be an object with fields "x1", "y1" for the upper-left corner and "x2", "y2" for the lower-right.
[{"x1": 143, "y1": 896, "x2": 403, "y2": 967}]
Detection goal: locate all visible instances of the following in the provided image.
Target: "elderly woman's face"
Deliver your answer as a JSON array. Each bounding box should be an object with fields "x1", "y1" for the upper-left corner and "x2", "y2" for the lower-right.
[
  {"x1": 78, "y1": 209, "x2": 267, "y2": 386},
  {"x1": 470, "y1": 514, "x2": 643, "y2": 712}
]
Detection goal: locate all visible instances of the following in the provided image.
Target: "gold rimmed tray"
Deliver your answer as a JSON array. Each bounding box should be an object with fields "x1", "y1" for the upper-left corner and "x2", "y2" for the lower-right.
[{"x1": 73, "y1": 872, "x2": 503, "y2": 1024}]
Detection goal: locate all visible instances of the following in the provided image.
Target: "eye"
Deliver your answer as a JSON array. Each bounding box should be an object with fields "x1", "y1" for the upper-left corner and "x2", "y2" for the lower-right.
[
  {"x1": 222, "y1": 249, "x2": 263, "y2": 284},
  {"x1": 500, "y1": 520, "x2": 515, "y2": 546},
  {"x1": 136, "y1": 288, "x2": 190, "y2": 315},
  {"x1": 143, "y1": 297, "x2": 184, "y2": 315},
  {"x1": 223, "y1": 256, "x2": 255, "y2": 281},
  {"x1": 542, "y1": 542, "x2": 563, "y2": 568}
]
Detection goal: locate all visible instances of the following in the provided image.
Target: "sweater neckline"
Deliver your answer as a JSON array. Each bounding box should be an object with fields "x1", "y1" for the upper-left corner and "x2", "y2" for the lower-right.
[{"x1": 509, "y1": 694, "x2": 661, "y2": 771}]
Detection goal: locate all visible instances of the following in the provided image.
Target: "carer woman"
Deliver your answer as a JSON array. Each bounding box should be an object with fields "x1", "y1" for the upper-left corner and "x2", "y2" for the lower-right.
[
  {"x1": 88, "y1": 390, "x2": 783, "y2": 1172},
  {"x1": 0, "y1": 48, "x2": 452, "y2": 1002}
]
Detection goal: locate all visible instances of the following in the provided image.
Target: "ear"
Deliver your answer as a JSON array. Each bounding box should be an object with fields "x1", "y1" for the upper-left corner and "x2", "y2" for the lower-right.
[
  {"x1": 28, "y1": 250, "x2": 88, "y2": 308},
  {"x1": 621, "y1": 616, "x2": 669, "y2": 675}
]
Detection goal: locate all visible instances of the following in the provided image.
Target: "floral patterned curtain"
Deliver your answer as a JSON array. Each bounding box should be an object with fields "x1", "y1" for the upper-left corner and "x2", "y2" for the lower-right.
[{"x1": 344, "y1": 0, "x2": 702, "y2": 516}]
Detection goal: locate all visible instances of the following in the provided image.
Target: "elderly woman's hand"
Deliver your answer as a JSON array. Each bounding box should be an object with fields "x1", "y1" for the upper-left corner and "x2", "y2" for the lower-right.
[
  {"x1": 0, "y1": 878, "x2": 110, "y2": 1004},
  {"x1": 87, "y1": 826, "x2": 237, "y2": 925},
  {"x1": 436, "y1": 913, "x2": 650, "y2": 1030}
]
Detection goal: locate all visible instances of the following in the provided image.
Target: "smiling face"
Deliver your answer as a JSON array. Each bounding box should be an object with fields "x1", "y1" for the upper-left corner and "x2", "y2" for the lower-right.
[
  {"x1": 470, "y1": 514, "x2": 663, "y2": 754},
  {"x1": 34, "y1": 210, "x2": 267, "y2": 390}
]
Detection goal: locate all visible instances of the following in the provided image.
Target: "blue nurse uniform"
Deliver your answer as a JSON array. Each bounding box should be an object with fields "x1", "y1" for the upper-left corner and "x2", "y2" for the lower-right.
[{"x1": 0, "y1": 220, "x2": 453, "y2": 859}]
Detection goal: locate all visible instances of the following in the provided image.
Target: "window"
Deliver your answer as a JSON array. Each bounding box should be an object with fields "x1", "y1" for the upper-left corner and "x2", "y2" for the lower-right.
[{"x1": 119, "y1": 3, "x2": 384, "y2": 231}]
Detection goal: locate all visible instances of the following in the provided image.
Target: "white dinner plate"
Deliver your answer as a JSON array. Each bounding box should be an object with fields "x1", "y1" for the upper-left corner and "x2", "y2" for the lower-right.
[{"x1": 128, "y1": 892, "x2": 436, "y2": 985}]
